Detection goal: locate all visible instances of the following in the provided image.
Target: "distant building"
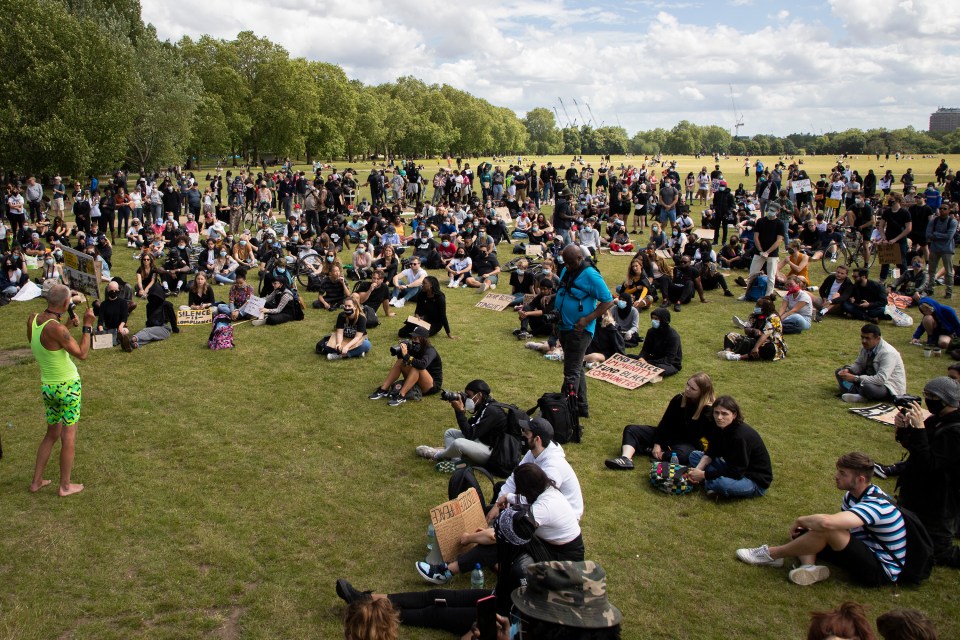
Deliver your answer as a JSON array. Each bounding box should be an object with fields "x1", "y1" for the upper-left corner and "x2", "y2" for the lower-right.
[{"x1": 929, "y1": 107, "x2": 960, "y2": 133}]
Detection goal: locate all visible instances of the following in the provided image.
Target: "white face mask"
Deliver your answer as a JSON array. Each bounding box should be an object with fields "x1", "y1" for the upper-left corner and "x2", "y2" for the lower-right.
[{"x1": 464, "y1": 395, "x2": 477, "y2": 413}]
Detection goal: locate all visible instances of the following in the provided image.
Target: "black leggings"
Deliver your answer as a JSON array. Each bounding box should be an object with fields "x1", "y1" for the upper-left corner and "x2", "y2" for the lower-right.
[
  {"x1": 265, "y1": 311, "x2": 295, "y2": 325},
  {"x1": 102, "y1": 210, "x2": 116, "y2": 237},
  {"x1": 621, "y1": 425, "x2": 695, "y2": 464},
  {"x1": 387, "y1": 588, "x2": 487, "y2": 635},
  {"x1": 117, "y1": 206, "x2": 130, "y2": 235}
]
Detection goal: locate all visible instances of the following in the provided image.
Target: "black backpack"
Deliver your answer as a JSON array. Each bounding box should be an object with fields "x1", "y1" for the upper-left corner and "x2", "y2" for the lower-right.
[
  {"x1": 484, "y1": 401, "x2": 529, "y2": 478},
  {"x1": 447, "y1": 466, "x2": 500, "y2": 511},
  {"x1": 528, "y1": 392, "x2": 581, "y2": 444},
  {"x1": 864, "y1": 495, "x2": 934, "y2": 586}
]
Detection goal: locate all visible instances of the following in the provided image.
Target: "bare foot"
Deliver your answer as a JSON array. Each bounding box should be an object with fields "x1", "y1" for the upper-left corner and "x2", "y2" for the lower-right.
[
  {"x1": 386, "y1": 312, "x2": 396, "y2": 317},
  {"x1": 29, "y1": 479, "x2": 52, "y2": 492},
  {"x1": 59, "y1": 483, "x2": 84, "y2": 497}
]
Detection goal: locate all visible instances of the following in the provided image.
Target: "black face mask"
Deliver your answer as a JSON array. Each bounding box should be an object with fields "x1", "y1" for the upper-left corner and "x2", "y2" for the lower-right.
[
  {"x1": 107, "y1": 291, "x2": 119, "y2": 300},
  {"x1": 925, "y1": 396, "x2": 945, "y2": 416}
]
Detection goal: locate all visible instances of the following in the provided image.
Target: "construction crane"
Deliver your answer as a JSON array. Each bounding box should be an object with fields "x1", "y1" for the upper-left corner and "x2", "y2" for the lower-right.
[
  {"x1": 572, "y1": 98, "x2": 588, "y2": 128},
  {"x1": 558, "y1": 98, "x2": 575, "y2": 128},
  {"x1": 729, "y1": 85, "x2": 745, "y2": 139},
  {"x1": 585, "y1": 103, "x2": 599, "y2": 129},
  {"x1": 553, "y1": 106, "x2": 562, "y2": 125}
]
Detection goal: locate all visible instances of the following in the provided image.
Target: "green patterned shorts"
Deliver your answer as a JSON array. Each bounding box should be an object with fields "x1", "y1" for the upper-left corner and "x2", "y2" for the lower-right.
[{"x1": 40, "y1": 379, "x2": 82, "y2": 426}]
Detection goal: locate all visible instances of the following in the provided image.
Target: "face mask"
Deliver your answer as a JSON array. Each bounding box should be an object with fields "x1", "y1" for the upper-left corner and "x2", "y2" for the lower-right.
[
  {"x1": 753, "y1": 307, "x2": 762, "y2": 315},
  {"x1": 227, "y1": 237, "x2": 234, "y2": 242},
  {"x1": 516, "y1": 269, "x2": 525, "y2": 276},
  {"x1": 616, "y1": 299, "x2": 628, "y2": 310},
  {"x1": 532, "y1": 226, "x2": 539, "y2": 232},
  {"x1": 787, "y1": 284, "x2": 801, "y2": 294},
  {"x1": 219, "y1": 251, "x2": 227, "y2": 257},
  {"x1": 457, "y1": 253, "x2": 465, "y2": 258},
  {"x1": 239, "y1": 240, "x2": 247, "y2": 246},
  {"x1": 107, "y1": 291, "x2": 119, "y2": 300},
  {"x1": 925, "y1": 396, "x2": 945, "y2": 415},
  {"x1": 766, "y1": 211, "x2": 777, "y2": 219},
  {"x1": 543, "y1": 269, "x2": 551, "y2": 276},
  {"x1": 326, "y1": 256, "x2": 334, "y2": 262},
  {"x1": 464, "y1": 396, "x2": 476, "y2": 413},
  {"x1": 441, "y1": 241, "x2": 450, "y2": 248},
  {"x1": 276, "y1": 268, "x2": 286, "y2": 274},
  {"x1": 651, "y1": 318, "x2": 661, "y2": 329},
  {"x1": 358, "y1": 246, "x2": 366, "y2": 252},
  {"x1": 300, "y1": 226, "x2": 306, "y2": 231}
]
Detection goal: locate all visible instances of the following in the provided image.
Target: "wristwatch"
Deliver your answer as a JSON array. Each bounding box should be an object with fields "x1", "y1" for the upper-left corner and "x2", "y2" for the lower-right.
[{"x1": 82, "y1": 326, "x2": 93, "y2": 335}]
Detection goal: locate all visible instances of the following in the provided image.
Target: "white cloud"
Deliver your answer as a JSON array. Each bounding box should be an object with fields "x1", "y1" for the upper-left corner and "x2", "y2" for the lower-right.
[{"x1": 142, "y1": 0, "x2": 960, "y2": 136}]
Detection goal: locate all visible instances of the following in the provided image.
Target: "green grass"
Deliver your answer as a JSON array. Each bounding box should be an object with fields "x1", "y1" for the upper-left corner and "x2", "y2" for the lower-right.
[{"x1": 2, "y1": 154, "x2": 959, "y2": 640}]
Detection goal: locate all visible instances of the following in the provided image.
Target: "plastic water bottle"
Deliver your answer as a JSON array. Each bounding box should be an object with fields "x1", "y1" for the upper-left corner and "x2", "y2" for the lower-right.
[
  {"x1": 471, "y1": 563, "x2": 485, "y2": 589},
  {"x1": 426, "y1": 524, "x2": 436, "y2": 552},
  {"x1": 670, "y1": 451, "x2": 679, "y2": 465}
]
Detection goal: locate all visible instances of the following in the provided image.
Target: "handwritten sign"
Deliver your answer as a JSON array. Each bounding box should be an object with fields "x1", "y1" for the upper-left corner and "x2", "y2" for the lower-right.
[
  {"x1": 693, "y1": 228, "x2": 715, "y2": 241},
  {"x1": 92, "y1": 333, "x2": 114, "y2": 350},
  {"x1": 176, "y1": 308, "x2": 213, "y2": 325},
  {"x1": 525, "y1": 244, "x2": 544, "y2": 257},
  {"x1": 239, "y1": 295, "x2": 265, "y2": 318},
  {"x1": 189, "y1": 233, "x2": 200, "y2": 245},
  {"x1": 25, "y1": 256, "x2": 40, "y2": 270},
  {"x1": 848, "y1": 403, "x2": 930, "y2": 426},
  {"x1": 877, "y1": 243, "x2": 902, "y2": 266},
  {"x1": 406, "y1": 315, "x2": 431, "y2": 330},
  {"x1": 655, "y1": 249, "x2": 673, "y2": 261},
  {"x1": 476, "y1": 293, "x2": 517, "y2": 311},
  {"x1": 61, "y1": 246, "x2": 100, "y2": 299},
  {"x1": 429, "y1": 488, "x2": 489, "y2": 563},
  {"x1": 791, "y1": 179, "x2": 812, "y2": 194},
  {"x1": 586, "y1": 354, "x2": 664, "y2": 389}
]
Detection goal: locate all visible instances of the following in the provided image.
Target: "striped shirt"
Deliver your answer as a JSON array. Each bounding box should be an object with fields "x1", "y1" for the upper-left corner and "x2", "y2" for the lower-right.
[{"x1": 843, "y1": 484, "x2": 907, "y2": 581}]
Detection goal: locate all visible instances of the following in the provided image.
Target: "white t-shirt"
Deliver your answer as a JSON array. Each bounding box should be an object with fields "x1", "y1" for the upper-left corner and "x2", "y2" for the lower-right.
[
  {"x1": 829, "y1": 181, "x2": 845, "y2": 199},
  {"x1": 397, "y1": 267, "x2": 426, "y2": 285},
  {"x1": 785, "y1": 290, "x2": 813, "y2": 319},
  {"x1": 449, "y1": 257, "x2": 472, "y2": 273},
  {"x1": 529, "y1": 487, "x2": 581, "y2": 545}
]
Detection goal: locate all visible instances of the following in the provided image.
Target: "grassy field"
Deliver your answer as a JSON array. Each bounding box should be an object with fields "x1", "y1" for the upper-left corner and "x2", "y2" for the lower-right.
[{"x1": 1, "y1": 154, "x2": 959, "y2": 640}]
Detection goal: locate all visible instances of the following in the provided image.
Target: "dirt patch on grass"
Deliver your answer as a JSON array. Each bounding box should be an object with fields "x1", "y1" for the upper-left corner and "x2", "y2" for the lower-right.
[{"x1": 0, "y1": 348, "x2": 32, "y2": 367}]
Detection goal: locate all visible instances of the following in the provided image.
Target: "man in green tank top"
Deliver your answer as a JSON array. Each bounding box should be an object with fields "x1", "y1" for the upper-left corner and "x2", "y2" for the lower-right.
[{"x1": 28, "y1": 284, "x2": 94, "y2": 497}]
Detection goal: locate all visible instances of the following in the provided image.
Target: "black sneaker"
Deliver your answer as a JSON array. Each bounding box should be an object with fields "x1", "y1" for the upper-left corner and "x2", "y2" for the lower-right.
[
  {"x1": 874, "y1": 462, "x2": 905, "y2": 479},
  {"x1": 368, "y1": 387, "x2": 390, "y2": 400},
  {"x1": 388, "y1": 394, "x2": 407, "y2": 407},
  {"x1": 674, "y1": 303, "x2": 681, "y2": 312},
  {"x1": 335, "y1": 579, "x2": 370, "y2": 605}
]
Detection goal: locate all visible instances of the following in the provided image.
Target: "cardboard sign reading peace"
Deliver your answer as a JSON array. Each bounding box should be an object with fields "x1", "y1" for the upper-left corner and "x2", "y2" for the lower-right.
[{"x1": 429, "y1": 488, "x2": 489, "y2": 563}]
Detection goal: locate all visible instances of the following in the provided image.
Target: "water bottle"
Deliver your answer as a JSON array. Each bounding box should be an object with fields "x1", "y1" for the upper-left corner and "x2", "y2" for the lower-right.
[
  {"x1": 670, "y1": 451, "x2": 679, "y2": 465},
  {"x1": 426, "y1": 524, "x2": 436, "y2": 552},
  {"x1": 471, "y1": 563, "x2": 485, "y2": 589}
]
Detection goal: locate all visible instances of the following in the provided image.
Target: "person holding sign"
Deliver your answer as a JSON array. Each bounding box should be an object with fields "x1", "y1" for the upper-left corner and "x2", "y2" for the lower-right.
[
  {"x1": 28, "y1": 284, "x2": 95, "y2": 496},
  {"x1": 398, "y1": 276, "x2": 455, "y2": 340},
  {"x1": 877, "y1": 193, "x2": 911, "y2": 283}
]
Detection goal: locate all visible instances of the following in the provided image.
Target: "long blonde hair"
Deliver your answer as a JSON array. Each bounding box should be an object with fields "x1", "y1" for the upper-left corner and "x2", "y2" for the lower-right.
[
  {"x1": 343, "y1": 293, "x2": 363, "y2": 324},
  {"x1": 343, "y1": 598, "x2": 399, "y2": 640},
  {"x1": 681, "y1": 372, "x2": 716, "y2": 420}
]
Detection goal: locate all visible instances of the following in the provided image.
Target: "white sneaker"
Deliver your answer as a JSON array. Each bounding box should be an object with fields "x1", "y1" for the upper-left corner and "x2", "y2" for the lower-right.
[
  {"x1": 327, "y1": 353, "x2": 341, "y2": 360},
  {"x1": 841, "y1": 393, "x2": 866, "y2": 403},
  {"x1": 415, "y1": 445, "x2": 441, "y2": 459},
  {"x1": 389, "y1": 298, "x2": 399, "y2": 306},
  {"x1": 395, "y1": 299, "x2": 406, "y2": 308},
  {"x1": 490, "y1": 284, "x2": 497, "y2": 290},
  {"x1": 737, "y1": 294, "x2": 747, "y2": 301},
  {"x1": 718, "y1": 350, "x2": 740, "y2": 361},
  {"x1": 736, "y1": 544, "x2": 784, "y2": 567},
  {"x1": 788, "y1": 564, "x2": 830, "y2": 586},
  {"x1": 251, "y1": 318, "x2": 267, "y2": 326}
]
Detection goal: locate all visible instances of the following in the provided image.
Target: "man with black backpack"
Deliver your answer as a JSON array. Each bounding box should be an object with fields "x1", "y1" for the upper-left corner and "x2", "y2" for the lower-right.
[
  {"x1": 555, "y1": 244, "x2": 614, "y2": 420},
  {"x1": 414, "y1": 379, "x2": 506, "y2": 470},
  {"x1": 736, "y1": 452, "x2": 914, "y2": 587},
  {"x1": 885, "y1": 377, "x2": 960, "y2": 568}
]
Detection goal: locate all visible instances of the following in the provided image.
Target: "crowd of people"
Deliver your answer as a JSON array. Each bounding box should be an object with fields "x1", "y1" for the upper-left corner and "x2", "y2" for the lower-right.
[{"x1": 5, "y1": 153, "x2": 959, "y2": 639}]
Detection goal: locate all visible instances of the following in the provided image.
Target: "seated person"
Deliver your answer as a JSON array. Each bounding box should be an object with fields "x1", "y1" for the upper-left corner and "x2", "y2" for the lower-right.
[
  {"x1": 797, "y1": 219, "x2": 823, "y2": 257},
  {"x1": 180, "y1": 272, "x2": 216, "y2": 311},
  {"x1": 197, "y1": 237, "x2": 219, "y2": 276},
  {"x1": 836, "y1": 323, "x2": 907, "y2": 402},
  {"x1": 514, "y1": 277, "x2": 557, "y2": 340},
  {"x1": 93, "y1": 280, "x2": 132, "y2": 351},
  {"x1": 633, "y1": 306, "x2": 682, "y2": 377},
  {"x1": 414, "y1": 379, "x2": 505, "y2": 466},
  {"x1": 162, "y1": 244, "x2": 190, "y2": 295},
  {"x1": 698, "y1": 261, "x2": 734, "y2": 297},
  {"x1": 221, "y1": 268, "x2": 255, "y2": 320},
  {"x1": 350, "y1": 242, "x2": 374, "y2": 280},
  {"x1": 356, "y1": 268, "x2": 392, "y2": 319},
  {"x1": 373, "y1": 244, "x2": 400, "y2": 282},
  {"x1": 231, "y1": 234, "x2": 257, "y2": 270},
  {"x1": 813, "y1": 264, "x2": 853, "y2": 320},
  {"x1": 368, "y1": 325, "x2": 442, "y2": 406},
  {"x1": 583, "y1": 311, "x2": 625, "y2": 367},
  {"x1": 312, "y1": 264, "x2": 350, "y2": 311},
  {"x1": 446, "y1": 247, "x2": 472, "y2": 288},
  {"x1": 609, "y1": 227, "x2": 633, "y2": 254},
  {"x1": 388, "y1": 256, "x2": 427, "y2": 308},
  {"x1": 317, "y1": 294, "x2": 371, "y2": 360},
  {"x1": 612, "y1": 293, "x2": 640, "y2": 347},
  {"x1": 912, "y1": 296, "x2": 960, "y2": 349},
  {"x1": 842, "y1": 268, "x2": 886, "y2": 321},
  {"x1": 410, "y1": 229, "x2": 443, "y2": 269},
  {"x1": 606, "y1": 372, "x2": 714, "y2": 469},
  {"x1": 398, "y1": 276, "x2": 456, "y2": 340},
  {"x1": 660, "y1": 255, "x2": 703, "y2": 312},
  {"x1": 779, "y1": 275, "x2": 814, "y2": 334},
  {"x1": 647, "y1": 223, "x2": 667, "y2": 250},
  {"x1": 719, "y1": 296, "x2": 786, "y2": 361},
  {"x1": 618, "y1": 257, "x2": 655, "y2": 310},
  {"x1": 736, "y1": 452, "x2": 903, "y2": 586},
  {"x1": 464, "y1": 246, "x2": 500, "y2": 292},
  {"x1": 688, "y1": 395, "x2": 772, "y2": 499},
  {"x1": 508, "y1": 258, "x2": 536, "y2": 305},
  {"x1": 251, "y1": 278, "x2": 299, "y2": 326},
  {"x1": 777, "y1": 240, "x2": 810, "y2": 287},
  {"x1": 130, "y1": 283, "x2": 179, "y2": 349},
  {"x1": 577, "y1": 218, "x2": 602, "y2": 259},
  {"x1": 212, "y1": 250, "x2": 240, "y2": 285},
  {"x1": 889, "y1": 258, "x2": 929, "y2": 304}
]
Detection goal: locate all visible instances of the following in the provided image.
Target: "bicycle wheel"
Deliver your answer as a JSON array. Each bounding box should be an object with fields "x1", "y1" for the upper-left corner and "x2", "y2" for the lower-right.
[
  {"x1": 862, "y1": 241, "x2": 877, "y2": 269},
  {"x1": 296, "y1": 254, "x2": 322, "y2": 289},
  {"x1": 821, "y1": 242, "x2": 842, "y2": 272}
]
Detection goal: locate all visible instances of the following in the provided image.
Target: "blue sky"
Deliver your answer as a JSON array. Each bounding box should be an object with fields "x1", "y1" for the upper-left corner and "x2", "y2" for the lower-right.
[{"x1": 143, "y1": 0, "x2": 960, "y2": 137}]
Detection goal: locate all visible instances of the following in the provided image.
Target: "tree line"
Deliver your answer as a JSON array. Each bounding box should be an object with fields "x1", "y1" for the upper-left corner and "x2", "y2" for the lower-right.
[{"x1": 3, "y1": 0, "x2": 959, "y2": 179}]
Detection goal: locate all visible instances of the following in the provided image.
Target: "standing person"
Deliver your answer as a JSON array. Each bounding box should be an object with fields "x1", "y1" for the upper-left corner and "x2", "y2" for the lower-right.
[
  {"x1": 25, "y1": 176, "x2": 43, "y2": 223},
  {"x1": 736, "y1": 452, "x2": 905, "y2": 587},
  {"x1": 555, "y1": 244, "x2": 615, "y2": 419},
  {"x1": 28, "y1": 285, "x2": 95, "y2": 497},
  {"x1": 878, "y1": 193, "x2": 911, "y2": 283},
  {"x1": 743, "y1": 205, "x2": 785, "y2": 298},
  {"x1": 926, "y1": 203, "x2": 957, "y2": 299}
]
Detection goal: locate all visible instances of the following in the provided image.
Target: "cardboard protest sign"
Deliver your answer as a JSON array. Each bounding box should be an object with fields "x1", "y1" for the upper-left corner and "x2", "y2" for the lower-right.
[
  {"x1": 189, "y1": 233, "x2": 201, "y2": 245},
  {"x1": 476, "y1": 293, "x2": 517, "y2": 311},
  {"x1": 656, "y1": 249, "x2": 673, "y2": 261},
  {"x1": 25, "y1": 256, "x2": 40, "y2": 270},
  {"x1": 791, "y1": 179, "x2": 812, "y2": 194},
  {"x1": 176, "y1": 307, "x2": 213, "y2": 325},
  {"x1": 693, "y1": 228, "x2": 715, "y2": 240},
  {"x1": 825, "y1": 197, "x2": 841, "y2": 210},
  {"x1": 406, "y1": 315, "x2": 431, "y2": 330},
  {"x1": 61, "y1": 245, "x2": 101, "y2": 299},
  {"x1": 239, "y1": 296, "x2": 266, "y2": 318},
  {"x1": 92, "y1": 333, "x2": 114, "y2": 350},
  {"x1": 848, "y1": 403, "x2": 930, "y2": 426},
  {"x1": 430, "y1": 488, "x2": 489, "y2": 563},
  {"x1": 586, "y1": 354, "x2": 664, "y2": 389},
  {"x1": 877, "y1": 243, "x2": 902, "y2": 266},
  {"x1": 525, "y1": 244, "x2": 544, "y2": 257}
]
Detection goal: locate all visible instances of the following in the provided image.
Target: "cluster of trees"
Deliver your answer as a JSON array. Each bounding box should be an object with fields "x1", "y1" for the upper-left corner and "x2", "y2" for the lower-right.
[
  {"x1": 4, "y1": 0, "x2": 960, "y2": 178},
  {"x1": 525, "y1": 111, "x2": 960, "y2": 159}
]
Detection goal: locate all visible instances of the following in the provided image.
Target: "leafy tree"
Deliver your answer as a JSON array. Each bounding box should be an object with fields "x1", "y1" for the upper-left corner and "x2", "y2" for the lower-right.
[{"x1": 523, "y1": 108, "x2": 562, "y2": 155}]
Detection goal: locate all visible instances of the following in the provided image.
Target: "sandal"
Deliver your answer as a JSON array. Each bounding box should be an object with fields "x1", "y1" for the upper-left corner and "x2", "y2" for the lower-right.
[{"x1": 604, "y1": 456, "x2": 635, "y2": 471}]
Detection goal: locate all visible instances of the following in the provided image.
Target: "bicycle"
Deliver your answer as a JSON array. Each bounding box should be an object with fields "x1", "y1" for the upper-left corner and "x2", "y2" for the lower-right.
[{"x1": 821, "y1": 227, "x2": 876, "y2": 272}]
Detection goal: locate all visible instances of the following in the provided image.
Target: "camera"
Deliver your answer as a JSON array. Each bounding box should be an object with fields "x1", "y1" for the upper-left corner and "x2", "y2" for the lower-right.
[
  {"x1": 893, "y1": 394, "x2": 922, "y2": 413},
  {"x1": 440, "y1": 390, "x2": 462, "y2": 402},
  {"x1": 541, "y1": 310, "x2": 560, "y2": 324},
  {"x1": 389, "y1": 339, "x2": 411, "y2": 357}
]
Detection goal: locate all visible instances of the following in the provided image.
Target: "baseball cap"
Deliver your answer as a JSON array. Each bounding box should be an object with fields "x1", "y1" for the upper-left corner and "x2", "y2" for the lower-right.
[
  {"x1": 524, "y1": 417, "x2": 553, "y2": 442},
  {"x1": 410, "y1": 325, "x2": 430, "y2": 338}
]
